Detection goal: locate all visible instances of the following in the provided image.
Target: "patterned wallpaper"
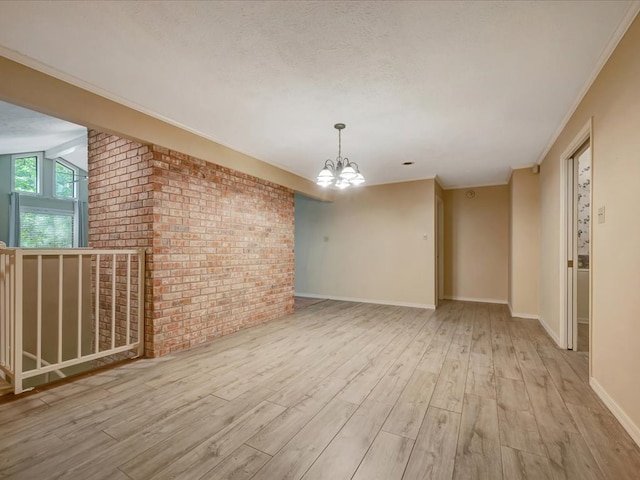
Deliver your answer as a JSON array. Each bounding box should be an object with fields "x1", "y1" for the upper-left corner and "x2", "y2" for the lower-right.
[{"x1": 577, "y1": 150, "x2": 591, "y2": 257}]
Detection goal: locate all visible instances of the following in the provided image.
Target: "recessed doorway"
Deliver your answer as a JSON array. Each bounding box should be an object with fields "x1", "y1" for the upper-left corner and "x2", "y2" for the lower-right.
[{"x1": 562, "y1": 124, "x2": 591, "y2": 354}]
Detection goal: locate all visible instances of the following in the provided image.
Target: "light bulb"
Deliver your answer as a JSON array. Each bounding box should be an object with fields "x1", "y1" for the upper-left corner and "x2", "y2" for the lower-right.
[
  {"x1": 350, "y1": 173, "x2": 365, "y2": 185},
  {"x1": 339, "y1": 165, "x2": 357, "y2": 180}
]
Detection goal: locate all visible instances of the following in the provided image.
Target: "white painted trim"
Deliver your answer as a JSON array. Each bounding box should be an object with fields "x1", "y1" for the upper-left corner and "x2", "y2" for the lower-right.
[
  {"x1": 512, "y1": 313, "x2": 540, "y2": 320},
  {"x1": 443, "y1": 296, "x2": 507, "y2": 305},
  {"x1": 590, "y1": 377, "x2": 640, "y2": 448},
  {"x1": 559, "y1": 119, "x2": 592, "y2": 351},
  {"x1": 294, "y1": 292, "x2": 435, "y2": 310},
  {"x1": 512, "y1": 312, "x2": 540, "y2": 320},
  {"x1": 442, "y1": 180, "x2": 508, "y2": 191},
  {"x1": 537, "y1": 316, "x2": 561, "y2": 347},
  {"x1": 11, "y1": 152, "x2": 43, "y2": 195},
  {"x1": 507, "y1": 302, "x2": 539, "y2": 320},
  {"x1": 535, "y1": 1, "x2": 640, "y2": 166}
]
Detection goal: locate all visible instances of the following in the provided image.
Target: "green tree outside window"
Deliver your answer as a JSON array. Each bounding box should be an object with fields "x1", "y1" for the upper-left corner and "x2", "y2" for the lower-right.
[
  {"x1": 56, "y1": 161, "x2": 75, "y2": 197},
  {"x1": 14, "y1": 156, "x2": 38, "y2": 193},
  {"x1": 20, "y1": 211, "x2": 74, "y2": 248}
]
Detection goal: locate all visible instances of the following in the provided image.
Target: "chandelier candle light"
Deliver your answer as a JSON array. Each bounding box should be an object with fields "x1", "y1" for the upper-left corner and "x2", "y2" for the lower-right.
[{"x1": 316, "y1": 123, "x2": 365, "y2": 189}]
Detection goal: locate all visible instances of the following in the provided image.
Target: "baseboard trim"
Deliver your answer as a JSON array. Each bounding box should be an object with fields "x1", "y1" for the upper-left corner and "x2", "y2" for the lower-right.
[
  {"x1": 537, "y1": 316, "x2": 561, "y2": 347},
  {"x1": 590, "y1": 377, "x2": 640, "y2": 448},
  {"x1": 294, "y1": 292, "x2": 435, "y2": 310},
  {"x1": 507, "y1": 302, "x2": 539, "y2": 320},
  {"x1": 443, "y1": 296, "x2": 507, "y2": 305},
  {"x1": 511, "y1": 312, "x2": 540, "y2": 320}
]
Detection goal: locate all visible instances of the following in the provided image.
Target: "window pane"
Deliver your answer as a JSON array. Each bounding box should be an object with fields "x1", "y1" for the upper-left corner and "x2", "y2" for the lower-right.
[
  {"x1": 20, "y1": 211, "x2": 74, "y2": 248},
  {"x1": 14, "y1": 156, "x2": 38, "y2": 193},
  {"x1": 56, "y1": 162, "x2": 75, "y2": 197}
]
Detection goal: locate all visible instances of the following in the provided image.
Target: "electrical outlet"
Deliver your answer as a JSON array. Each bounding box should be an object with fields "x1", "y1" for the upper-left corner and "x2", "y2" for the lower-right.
[
  {"x1": 423, "y1": 233, "x2": 428, "y2": 240},
  {"x1": 598, "y1": 206, "x2": 605, "y2": 224}
]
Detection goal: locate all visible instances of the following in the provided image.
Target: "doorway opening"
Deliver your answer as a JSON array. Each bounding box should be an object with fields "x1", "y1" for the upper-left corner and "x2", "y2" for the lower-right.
[{"x1": 562, "y1": 123, "x2": 591, "y2": 355}]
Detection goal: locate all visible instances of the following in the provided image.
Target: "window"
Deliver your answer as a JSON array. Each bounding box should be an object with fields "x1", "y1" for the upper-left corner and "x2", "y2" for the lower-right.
[
  {"x1": 12, "y1": 153, "x2": 41, "y2": 194},
  {"x1": 19, "y1": 209, "x2": 74, "y2": 248},
  {"x1": 55, "y1": 161, "x2": 76, "y2": 198}
]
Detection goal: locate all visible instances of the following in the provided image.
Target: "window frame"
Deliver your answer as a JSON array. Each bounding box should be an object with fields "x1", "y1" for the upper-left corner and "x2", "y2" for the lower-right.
[
  {"x1": 11, "y1": 152, "x2": 43, "y2": 195},
  {"x1": 19, "y1": 206, "x2": 77, "y2": 248},
  {"x1": 53, "y1": 158, "x2": 78, "y2": 199}
]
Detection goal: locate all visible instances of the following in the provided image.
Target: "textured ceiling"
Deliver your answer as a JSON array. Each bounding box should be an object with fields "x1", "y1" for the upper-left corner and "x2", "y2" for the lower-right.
[
  {"x1": 0, "y1": 1, "x2": 637, "y2": 188},
  {"x1": 0, "y1": 101, "x2": 88, "y2": 170}
]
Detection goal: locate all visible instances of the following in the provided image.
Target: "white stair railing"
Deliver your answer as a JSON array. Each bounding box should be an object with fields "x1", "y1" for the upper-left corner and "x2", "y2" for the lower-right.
[
  {"x1": 0, "y1": 248, "x2": 17, "y2": 389},
  {"x1": 0, "y1": 247, "x2": 145, "y2": 394}
]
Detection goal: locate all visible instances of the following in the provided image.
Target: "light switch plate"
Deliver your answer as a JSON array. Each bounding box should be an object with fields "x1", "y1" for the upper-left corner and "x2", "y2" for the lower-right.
[{"x1": 598, "y1": 206, "x2": 605, "y2": 224}]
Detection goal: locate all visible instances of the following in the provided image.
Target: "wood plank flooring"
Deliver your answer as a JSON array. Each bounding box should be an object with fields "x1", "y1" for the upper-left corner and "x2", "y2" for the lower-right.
[{"x1": 1, "y1": 300, "x2": 639, "y2": 479}]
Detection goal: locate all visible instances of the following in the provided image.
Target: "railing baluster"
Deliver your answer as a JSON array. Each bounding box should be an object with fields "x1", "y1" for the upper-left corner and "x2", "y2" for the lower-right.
[
  {"x1": 10, "y1": 255, "x2": 14, "y2": 376},
  {"x1": 111, "y1": 254, "x2": 116, "y2": 350},
  {"x1": 58, "y1": 255, "x2": 63, "y2": 364},
  {"x1": 126, "y1": 254, "x2": 131, "y2": 345},
  {"x1": 9, "y1": 255, "x2": 14, "y2": 376},
  {"x1": 77, "y1": 254, "x2": 82, "y2": 359},
  {"x1": 14, "y1": 249, "x2": 23, "y2": 394},
  {"x1": 1, "y1": 254, "x2": 5, "y2": 369},
  {"x1": 37, "y1": 255, "x2": 42, "y2": 370},
  {"x1": 95, "y1": 254, "x2": 100, "y2": 354},
  {"x1": 137, "y1": 248, "x2": 145, "y2": 357}
]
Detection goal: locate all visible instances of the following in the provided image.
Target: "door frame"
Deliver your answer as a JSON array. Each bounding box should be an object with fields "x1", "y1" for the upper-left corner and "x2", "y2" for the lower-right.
[{"x1": 559, "y1": 119, "x2": 592, "y2": 352}]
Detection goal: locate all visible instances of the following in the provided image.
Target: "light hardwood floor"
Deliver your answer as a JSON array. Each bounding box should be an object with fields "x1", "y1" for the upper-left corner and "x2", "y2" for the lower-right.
[
  {"x1": 1, "y1": 300, "x2": 639, "y2": 480},
  {"x1": 294, "y1": 296, "x2": 327, "y2": 310}
]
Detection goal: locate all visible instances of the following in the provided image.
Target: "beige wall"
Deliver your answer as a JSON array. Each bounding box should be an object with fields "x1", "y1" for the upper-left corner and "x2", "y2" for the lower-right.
[
  {"x1": 509, "y1": 168, "x2": 540, "y2": 317},
  {"x1": 508, "y1": 176, "x2": 513, "y2": 309},
  {"x1": 295, "y1": 179, "x2": 436, "y2": 308},
  {"x1": 435, "y1": 178, "x2": 445, "y2": 304},
  {"x1": 22, "y1": 255, "x2": 93, "y2": 384},
  {"x1": 443, "y1": 185, "x2": 509, "y2": 303},
  {"x1": 0, "y1": 56, "x2": 328, "y2": 201},
  {"x1": 435, "y1": 178, "x2": 445, "y2": 200},
  {"x1": 538, "y1": 14, "x2": 640, "y2": 442}
]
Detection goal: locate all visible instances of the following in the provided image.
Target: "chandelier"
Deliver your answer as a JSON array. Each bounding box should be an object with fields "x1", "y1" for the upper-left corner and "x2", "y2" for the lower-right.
[{"x1": 316, "y1": 123, "x2": 365, "y2": 189}]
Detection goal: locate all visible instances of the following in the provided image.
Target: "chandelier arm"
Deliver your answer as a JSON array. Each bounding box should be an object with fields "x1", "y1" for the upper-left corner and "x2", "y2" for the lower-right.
[
  {"x1": 347, "y1": 160, "x2": 360, "y2": 172},
  {"x1": 324, "y1": 159, "x2": 336, "y2": 170}
]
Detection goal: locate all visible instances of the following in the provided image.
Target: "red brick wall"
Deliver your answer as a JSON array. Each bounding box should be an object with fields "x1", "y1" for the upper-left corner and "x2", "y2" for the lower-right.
[
  {"x1": 88, "y1": 131, "x2": 153, "y2": 355},
  {"x1": 88, "y1": 131, "x2": 295, "y2": 357}
]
